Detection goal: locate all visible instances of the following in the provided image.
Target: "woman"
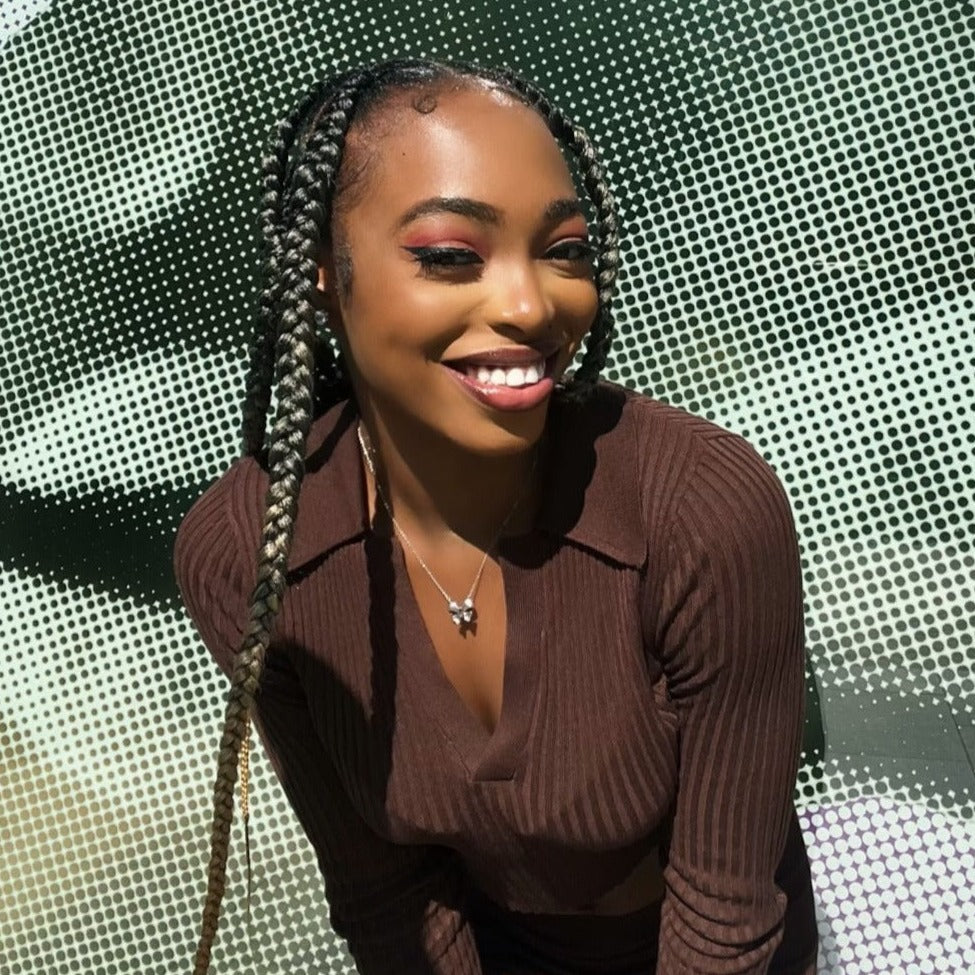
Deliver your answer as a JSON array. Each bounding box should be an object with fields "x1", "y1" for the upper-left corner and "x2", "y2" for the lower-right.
[{"x1": 174, "y1": 57, "x2": 819, "y2": 975}]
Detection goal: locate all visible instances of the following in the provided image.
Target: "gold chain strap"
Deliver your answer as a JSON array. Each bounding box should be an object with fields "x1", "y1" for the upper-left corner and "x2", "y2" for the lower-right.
[
  {"x1": 239, "y1": 715, "x2": 251, "y2": 820},
  {"x1": 239, "y1": 714, "x2": 253, "y2": 922}
]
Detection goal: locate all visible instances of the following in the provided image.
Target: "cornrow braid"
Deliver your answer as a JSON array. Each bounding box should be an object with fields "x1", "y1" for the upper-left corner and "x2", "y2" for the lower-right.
[
  {"x1": 472, "y1": 63, "x2": 621, "y2": 403},
  {"x1": 192, "y1": 69, "x2": 371, "y2": 974},
  {"x1": 194, "y1": 57, "x2": 621, "y2": 973},
  {"x1": 240, "y1": 71, "x2": 365, "y2": 457}
]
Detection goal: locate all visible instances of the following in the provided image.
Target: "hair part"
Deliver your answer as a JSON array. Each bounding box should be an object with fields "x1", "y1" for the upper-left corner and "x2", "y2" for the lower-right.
[{"x1": 194, "y1": 56, "x2": 620, "y2": 973}]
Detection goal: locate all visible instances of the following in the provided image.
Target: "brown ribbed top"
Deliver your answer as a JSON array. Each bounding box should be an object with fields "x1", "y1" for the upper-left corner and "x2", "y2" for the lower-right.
[{"x1": 174, "y1": 381, "x2": 818, "y2": 975}]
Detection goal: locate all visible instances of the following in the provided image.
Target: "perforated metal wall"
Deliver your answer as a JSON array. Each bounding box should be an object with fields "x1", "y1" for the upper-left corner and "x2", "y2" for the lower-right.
[{"x1": 2, "y1": 1, "x2": 973, "y2": 972}]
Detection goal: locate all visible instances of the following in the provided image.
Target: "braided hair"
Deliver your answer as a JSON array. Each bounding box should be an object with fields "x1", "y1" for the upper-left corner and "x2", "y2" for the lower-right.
[{"x1": 193, "y1": 56, "x2": 620, "y2": 973}]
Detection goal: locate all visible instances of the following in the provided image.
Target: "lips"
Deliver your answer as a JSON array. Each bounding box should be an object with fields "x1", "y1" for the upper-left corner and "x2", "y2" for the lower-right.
[
  {"x1": 444, "y1": 360, "x2": 556, "y2": 411},
  {"x1": 444, "y1": 351, "x2": 557, "y2": 389}
]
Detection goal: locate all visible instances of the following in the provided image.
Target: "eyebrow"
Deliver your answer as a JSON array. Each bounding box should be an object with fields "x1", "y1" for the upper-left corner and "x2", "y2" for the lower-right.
[{"x1": 395, "y1": 196, "x2": 585, "y2": 229}]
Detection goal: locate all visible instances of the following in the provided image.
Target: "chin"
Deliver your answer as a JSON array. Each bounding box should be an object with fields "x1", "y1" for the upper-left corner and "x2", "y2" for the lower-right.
[
  {"x1": 447, "y1": 405, "x2": 550, "y2": 457},
  {"x1": 364, "y1": 372, "x2": 552, "y2": 456}
]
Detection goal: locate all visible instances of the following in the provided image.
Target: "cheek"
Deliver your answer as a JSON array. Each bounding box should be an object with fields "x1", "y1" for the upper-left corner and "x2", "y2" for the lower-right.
[
  {"x1": 563, "y1": 278, "x2": 600, "y2": 337},
  {"x1": 341, "y1": 280, "x2": 467, "y2": 375}
]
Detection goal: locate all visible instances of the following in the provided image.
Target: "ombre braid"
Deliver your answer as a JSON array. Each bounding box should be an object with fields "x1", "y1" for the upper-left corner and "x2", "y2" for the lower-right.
[
  {"x1": 193, "y1": 57, "x2": 621, "y2": 973},
  {"x1": 192, "y1": 69, "x2": 371, "y2": 974}
]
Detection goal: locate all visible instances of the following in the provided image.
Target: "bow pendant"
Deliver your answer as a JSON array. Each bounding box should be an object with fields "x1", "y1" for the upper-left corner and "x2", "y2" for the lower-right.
[{"x1": 448, "y1": 598, "x2": 475, "y2": 627}]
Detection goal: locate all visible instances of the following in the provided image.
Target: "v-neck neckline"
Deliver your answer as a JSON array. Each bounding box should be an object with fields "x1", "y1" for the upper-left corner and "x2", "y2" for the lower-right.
[
  {"x1": 348, "y1": 412, "x2": 555, "y2": 783},
  {"x1": 390, "y1": 533, "x2": 545, "y2": 783}
]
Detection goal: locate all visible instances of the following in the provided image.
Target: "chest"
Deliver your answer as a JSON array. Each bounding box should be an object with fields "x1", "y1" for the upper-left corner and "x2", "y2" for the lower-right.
[
  {"x1": 406, "y1": 546, "x2": 508, "y2": 738},
  {"x1": 281, "y1": 534, "x2": 679, "y2": 845}
]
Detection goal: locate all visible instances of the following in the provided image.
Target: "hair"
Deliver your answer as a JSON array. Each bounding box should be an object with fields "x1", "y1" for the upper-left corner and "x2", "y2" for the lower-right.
[{"x1": 192, "y1": 56, "x2": 620, "y2": 972}]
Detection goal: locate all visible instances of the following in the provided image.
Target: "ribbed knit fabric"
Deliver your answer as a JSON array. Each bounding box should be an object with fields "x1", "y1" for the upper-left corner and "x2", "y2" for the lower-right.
[{"x1": 174, "y1": 381, "x2": 818, "y2": 975}]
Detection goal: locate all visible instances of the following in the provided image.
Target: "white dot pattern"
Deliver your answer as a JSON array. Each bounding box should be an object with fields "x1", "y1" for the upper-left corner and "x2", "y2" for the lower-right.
[
  {"x1": 801, "y1": 798, "x2": 975, "y2": 974},
  {"x1": 1, "y1": 1, "x2": 973, "y2": 973}
]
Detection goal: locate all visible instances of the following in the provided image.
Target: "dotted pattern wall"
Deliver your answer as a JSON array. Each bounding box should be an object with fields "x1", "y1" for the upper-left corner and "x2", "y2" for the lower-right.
[{"x1": 2, "y1": 1, "x2": 973, "y2": 973}]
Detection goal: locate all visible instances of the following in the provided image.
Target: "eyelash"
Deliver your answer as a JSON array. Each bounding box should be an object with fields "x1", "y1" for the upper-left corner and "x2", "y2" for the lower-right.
[{"x1": 404, "y1": 241, "x2": 596, "y2": 271}]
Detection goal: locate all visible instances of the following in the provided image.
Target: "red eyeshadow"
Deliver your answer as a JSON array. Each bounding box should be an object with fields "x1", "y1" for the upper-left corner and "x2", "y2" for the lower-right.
[{"x1": 401, "y1": 230, "x2": 479, "y2": 249}]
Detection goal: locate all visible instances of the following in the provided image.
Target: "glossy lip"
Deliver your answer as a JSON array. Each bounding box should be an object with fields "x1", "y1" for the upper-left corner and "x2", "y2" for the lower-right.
[
  {"x1": 444, "y1": 363, "x2": 555, "y2": 412},
  {"x1": 441, "y1": 348, "x2": 561, "y2": 413}
]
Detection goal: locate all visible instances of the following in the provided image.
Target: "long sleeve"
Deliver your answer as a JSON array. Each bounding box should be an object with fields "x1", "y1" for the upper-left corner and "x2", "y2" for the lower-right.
[
  {"x1": 651, "y1": 433, "x2": 807, "y2": 974},
  {"x1": 172, "y1": 466, "x2": 484, "y2": 975}
]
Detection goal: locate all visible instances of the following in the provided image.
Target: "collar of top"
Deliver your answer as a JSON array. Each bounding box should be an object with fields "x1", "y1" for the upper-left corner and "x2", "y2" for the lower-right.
[{"x1": 282, "y1": 380, "x2": 648, "y2": 574}]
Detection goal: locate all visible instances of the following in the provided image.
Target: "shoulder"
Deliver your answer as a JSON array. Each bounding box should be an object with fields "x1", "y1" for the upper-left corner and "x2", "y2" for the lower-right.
[
  {"x1": 576, "y1": 380, "x2": 784, "y2": 534},
  {"x1": 616, "y1": 382, "x2": 762, "y2": 458},
  {"x1": 575, "y1": 379, "x2": 749, "y2": 465},
  {"x1": 644, "y1": 403, "x2": 800, "y2": 594},
  {"x1": 604, "y1": 382, "x2": 787, "y2": 499},
  {"x1": 540, "y1": 381, "x2": 779, "y2": 566},
  {"x1": 173, "y1": 456, "x2": 281, "y2": 676},
  {"x1": 172, "y1": 396, "x2": 358, "y2": 595},
  {"x1": 172, "y1": 455, "x2": 269, "y2": 603}
]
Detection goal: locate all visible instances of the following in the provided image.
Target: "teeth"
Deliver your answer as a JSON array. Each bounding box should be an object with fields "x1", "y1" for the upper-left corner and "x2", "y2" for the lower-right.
[{"x1": 465, "y1": 359, "x2": 546, "y2": 388}]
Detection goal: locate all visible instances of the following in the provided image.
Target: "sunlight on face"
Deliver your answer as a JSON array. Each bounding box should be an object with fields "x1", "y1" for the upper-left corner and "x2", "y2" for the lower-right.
[{"x1": 318, "y1": 83, "x2": 599, "y2": 457}]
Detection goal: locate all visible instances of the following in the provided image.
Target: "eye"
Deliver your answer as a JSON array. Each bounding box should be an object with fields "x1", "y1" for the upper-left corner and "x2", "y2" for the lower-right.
[
  {"x1": 546, "y1": 239, "x2": 596, "y2": 262},
  {"x1": 403, "y1": 246, "x2": 483, "y2": 272}
]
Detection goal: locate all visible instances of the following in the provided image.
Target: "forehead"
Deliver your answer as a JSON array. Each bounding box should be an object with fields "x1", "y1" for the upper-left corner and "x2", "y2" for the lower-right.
[{"x1": 341, "y1": 84, "x2": 577, "y2": 225}]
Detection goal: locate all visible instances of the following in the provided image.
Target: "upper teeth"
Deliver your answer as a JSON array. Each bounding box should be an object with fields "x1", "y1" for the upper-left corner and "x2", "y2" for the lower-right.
[{"x1": 466, "y1": 359, "x2": 545, "y2": 387}]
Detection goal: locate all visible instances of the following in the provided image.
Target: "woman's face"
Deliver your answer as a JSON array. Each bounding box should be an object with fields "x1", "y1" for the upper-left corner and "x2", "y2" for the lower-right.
[{"x1": 317, "y1": 82, "x2": 599, "y2": 457}]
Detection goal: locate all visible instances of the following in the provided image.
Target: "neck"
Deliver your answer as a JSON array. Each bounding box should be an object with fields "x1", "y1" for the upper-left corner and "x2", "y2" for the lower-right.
[{"x1": 355, "y1": 407, "x2": 548, "y2": 551}]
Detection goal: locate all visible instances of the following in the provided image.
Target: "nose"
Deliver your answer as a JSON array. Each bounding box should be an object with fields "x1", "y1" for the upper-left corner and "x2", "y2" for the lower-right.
[{"x1": 484, "y1": 259, "x2": 556, "y2": 333}]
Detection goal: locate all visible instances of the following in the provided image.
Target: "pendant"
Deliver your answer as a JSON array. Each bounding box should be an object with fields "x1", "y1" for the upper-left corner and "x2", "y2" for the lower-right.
[{"x1": 448, "y1": 597, "x2": 476, "y2": 627}]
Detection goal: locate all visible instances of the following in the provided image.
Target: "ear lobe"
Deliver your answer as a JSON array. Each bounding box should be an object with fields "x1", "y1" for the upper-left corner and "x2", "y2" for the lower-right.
[
  {"x1": 314, "y1": 262, "x2": 329, "y2": 300},
  {"x1": 312, "y1": 255, "x2": 340, "y2": 314}
]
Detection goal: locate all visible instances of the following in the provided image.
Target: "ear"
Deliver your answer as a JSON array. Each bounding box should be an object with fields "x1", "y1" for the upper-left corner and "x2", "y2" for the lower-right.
[{"x1": 311, "y1": 247, "x2": 341, "y2": 315}]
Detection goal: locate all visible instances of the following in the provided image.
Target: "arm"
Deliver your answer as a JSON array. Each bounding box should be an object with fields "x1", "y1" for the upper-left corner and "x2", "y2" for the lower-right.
[
  {"x1": 173, "y1": 471, "x2": 483, "y2": 975},
  {"x1": 652, "y1": 434, "x2": 807, "y2": 974}
]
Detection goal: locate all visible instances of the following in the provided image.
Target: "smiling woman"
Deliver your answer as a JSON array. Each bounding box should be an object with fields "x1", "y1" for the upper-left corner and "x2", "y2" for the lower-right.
[
  {"x1": 173, "y1": 57, "x2": 818, "y2": 975},
  {"x1": 313, "y1": 83, "x2": 599, "y2": 467}
]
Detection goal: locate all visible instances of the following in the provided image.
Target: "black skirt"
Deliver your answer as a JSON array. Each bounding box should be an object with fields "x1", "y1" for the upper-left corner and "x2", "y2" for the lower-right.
[{"x1": 467, "y1": 884, "x2": 662, "y2": 975}]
